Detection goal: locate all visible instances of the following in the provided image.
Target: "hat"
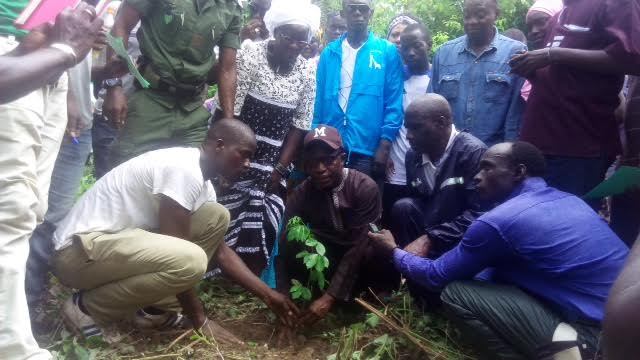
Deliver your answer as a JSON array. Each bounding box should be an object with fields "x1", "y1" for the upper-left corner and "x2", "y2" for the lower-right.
[
  {"x1": 304, "y1": 125, "x2": 343, "y2": 150},
  {"x1": 264, "y1": 0, "x2": 321, "y2": 41}
]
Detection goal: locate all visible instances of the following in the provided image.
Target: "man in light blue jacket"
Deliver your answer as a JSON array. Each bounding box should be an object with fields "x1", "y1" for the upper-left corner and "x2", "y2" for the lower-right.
[{"x1": 313, "y1": 0, "x2": 404, "y2": 183}]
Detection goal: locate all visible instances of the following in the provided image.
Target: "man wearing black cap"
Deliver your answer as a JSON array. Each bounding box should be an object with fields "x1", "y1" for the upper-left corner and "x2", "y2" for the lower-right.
[{"x1": 277, "y1": 125, "x2": 392, "y2": 327}]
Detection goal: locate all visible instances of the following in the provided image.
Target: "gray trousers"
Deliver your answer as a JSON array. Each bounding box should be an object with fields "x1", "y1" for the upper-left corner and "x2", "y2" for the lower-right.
[{"x1": 441, "y1": 281, "x2": 601, "y2": 360}]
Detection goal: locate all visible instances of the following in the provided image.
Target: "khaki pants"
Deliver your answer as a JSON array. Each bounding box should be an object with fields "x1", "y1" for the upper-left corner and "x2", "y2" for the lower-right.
[
  {"x1": 52, "y1": 203, "x2": 229, "y2": 324},
  {"x1": 0, "y1": 36, "x2": 68, "y2": 360}
]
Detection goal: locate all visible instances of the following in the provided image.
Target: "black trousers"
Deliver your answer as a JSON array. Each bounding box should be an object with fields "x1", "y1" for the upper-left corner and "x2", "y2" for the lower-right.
[{"x1": 441, "y1": 281, "x2": 601, "y2": 360}]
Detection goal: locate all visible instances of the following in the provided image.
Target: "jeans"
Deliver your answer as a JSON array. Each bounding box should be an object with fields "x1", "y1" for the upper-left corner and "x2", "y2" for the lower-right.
[
  {"x1": 346, "y1": 152, "x2": 383, "y2": 190},
  {"x1": 544, "y1": 155, "x2": 612, "y2": 209},
  {"x1": 26, "y1": 129, "x2": 92, "y2": 310},
  {"x1": 91, "y1": 115, "x2": 118, "y2": 179},
  {"x1": 442, "y1": 281, "x2": 601, "y2": 360}
]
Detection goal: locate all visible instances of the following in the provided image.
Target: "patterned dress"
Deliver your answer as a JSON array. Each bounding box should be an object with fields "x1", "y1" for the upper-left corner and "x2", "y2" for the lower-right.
[{"x1": 206, "y1": 41, "x2": 316, "y2": 277}]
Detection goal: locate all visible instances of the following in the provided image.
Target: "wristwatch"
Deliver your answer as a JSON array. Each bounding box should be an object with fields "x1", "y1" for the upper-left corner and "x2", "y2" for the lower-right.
[{"x1": 102, "y1": 78, "x2": 123, "y2": 89}]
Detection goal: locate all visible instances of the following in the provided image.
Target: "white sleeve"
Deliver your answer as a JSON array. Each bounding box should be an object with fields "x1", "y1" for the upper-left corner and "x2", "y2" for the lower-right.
[{"x1": 152, "y1": 165, "x2": 204, "y2": 212}]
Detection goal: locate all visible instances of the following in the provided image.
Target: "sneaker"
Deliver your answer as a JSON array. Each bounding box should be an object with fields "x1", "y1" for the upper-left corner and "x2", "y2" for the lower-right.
[
  {"x1": 62, "y1": 293, "x2": 103, "y2": 339},
  {"x1": 133, "y1": 308, "x2": 189, "y2": 330}
]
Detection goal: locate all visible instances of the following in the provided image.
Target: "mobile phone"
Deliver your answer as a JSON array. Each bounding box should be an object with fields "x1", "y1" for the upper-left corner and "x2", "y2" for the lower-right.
[{"x1": 368, "y1": 223, "x2": 381, "y2": 233}]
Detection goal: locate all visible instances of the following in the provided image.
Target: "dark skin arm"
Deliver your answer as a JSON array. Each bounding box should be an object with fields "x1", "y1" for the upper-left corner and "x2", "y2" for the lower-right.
[
  {"x1": 268, "y1": 127, "x2": 306, "y2": 194},
  {"x1": 603, "y1": 233, "x2": 640, "y2": 360},
  {"x1": 0, "y1": 4, "x2": 103, "y2": 103},
  {"x1": 214, "y1": 242, "x2": 300, "y2": 327},
  {"x1": 217, "y1": 47, "x2": 238, "y2": 119},
  {"x1": 103, "y1": 3, "x2": 140, "y2": 129},
  {"x1": 510, "y1": 48, "x2": 640, "y2": 78}
]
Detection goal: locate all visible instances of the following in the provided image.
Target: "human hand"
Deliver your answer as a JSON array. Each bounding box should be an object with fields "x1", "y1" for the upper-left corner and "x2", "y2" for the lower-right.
[
  {"x1": 92, "y1": 29, "x2": 108, "y2": 51},
  {"x1": 264, "y1": 290, "x2": 300, "y2": 327},
  {"x1": 373, "y1": 140, "x2": 392, "y2": 181},
  {"x1": 403, "y1": 234, "x2": 431, "y2": 258},
  {"x1": 51, "y1": 3, "x2": 104, "y2": 62},
  {"x1": 509, "y1": 49, "x2": 552, "y2": 78},
  {"x1": 199, "y1": 317, "x2": 244, "y2": 345},
  {"x1": 240, "y1": 18, "x2": 268, "y2": 42},
  {"x1": 386, "y1": 158, "x2": 395, "y2": 180},
  {"x1": 103, "y1": 86, "x2": 127, "y2": 129},
  {"x1": 66, "y1": 92, "x2": 84, "y2": 140},
  {"x1": 368, "y1": 229, "x2": 398, "y2": 257},
  {"x1": 298, "y1": 293, "x2": 335, "y2": 327},
  {"x1": 13, "y1": 23, "x2": 52, "y2": 55}
]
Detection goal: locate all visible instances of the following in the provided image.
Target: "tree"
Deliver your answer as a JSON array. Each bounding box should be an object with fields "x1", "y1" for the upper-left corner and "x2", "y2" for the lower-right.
[{"x1": 313, "y1": 0, "x2": 532, "y2": 50}]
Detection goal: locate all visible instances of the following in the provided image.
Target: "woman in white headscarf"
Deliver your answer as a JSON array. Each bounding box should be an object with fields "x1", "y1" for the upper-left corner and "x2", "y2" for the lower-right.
[
  {"x1": 209, "y1": 0, "x2": 321, "y2": 276},
  {"x1": 521, "y1": 0, "x2": 563, "y2": 101}
]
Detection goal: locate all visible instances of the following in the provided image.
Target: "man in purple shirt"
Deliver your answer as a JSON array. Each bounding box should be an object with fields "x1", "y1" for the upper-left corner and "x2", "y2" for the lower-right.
[
  {"x1": 369, "y1": 141, "x2": 628, "y2": 359},
  {"x1": 510, "y1": 0, "x2": 640, "y2": 201}
]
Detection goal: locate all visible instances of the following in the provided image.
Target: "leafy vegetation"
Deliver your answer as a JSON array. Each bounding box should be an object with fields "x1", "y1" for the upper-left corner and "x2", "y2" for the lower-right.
[{"x1": 286, "y1": 216, "x2": 331, "y2": 301}]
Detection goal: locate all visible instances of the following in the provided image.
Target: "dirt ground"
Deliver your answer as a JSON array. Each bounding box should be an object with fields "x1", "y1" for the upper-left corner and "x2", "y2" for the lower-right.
[{"x1": 36, "y1": 278, "x2": 472, "y2": 359}]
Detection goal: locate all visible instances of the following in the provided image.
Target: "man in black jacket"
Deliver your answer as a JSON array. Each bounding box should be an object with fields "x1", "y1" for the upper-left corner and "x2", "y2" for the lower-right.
[{"x1": 390, "y1": 94, "x2": 486, "y2": 264}]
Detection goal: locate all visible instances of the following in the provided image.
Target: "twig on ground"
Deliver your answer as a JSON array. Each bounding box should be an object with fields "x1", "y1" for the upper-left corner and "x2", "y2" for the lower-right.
[
  {"x1": 131, "y1": 354, "x2": 181, "y2": 360},
  {"x1": 163, "y1": 329, "x2": 193, "y2": 351},
  {"x1": 356, "y1": 297, "x2": 435, "y2": 358}
]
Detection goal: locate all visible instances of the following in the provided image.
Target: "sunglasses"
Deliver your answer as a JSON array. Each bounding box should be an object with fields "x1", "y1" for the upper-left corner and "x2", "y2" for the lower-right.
[
  {"x1": 277, "y1": 32, "x2": 310, "y2": 48},
  {"x1": 346, "y1": 4, "x2": 371, "y2": 14}
]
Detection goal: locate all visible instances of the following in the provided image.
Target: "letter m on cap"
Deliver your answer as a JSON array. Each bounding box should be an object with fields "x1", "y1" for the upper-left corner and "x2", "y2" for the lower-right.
[{"x1": 314, "y1": 127, "x2": 326, "y2": 138}]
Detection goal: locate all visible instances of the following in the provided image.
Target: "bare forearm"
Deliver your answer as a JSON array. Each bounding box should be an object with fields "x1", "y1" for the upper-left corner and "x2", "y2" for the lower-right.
[
  {"x1": 277, "y1": 127, "x2": 306, "y2": 167},
  {"x1": 550, "y1": 48, "x2": 640, "y2": 76},
  {"x1": 215, "y1": 244, "x2": 271, "y2": 301},
  {"x1": 217, "y1": 48, "x2": 237, "y2": 118},
  {"x1": 106, "y1": 4, "x2": 139, "y2": 78},
  {"x1": 0, "y1": 49, "x2": 71, "y2": 103}
]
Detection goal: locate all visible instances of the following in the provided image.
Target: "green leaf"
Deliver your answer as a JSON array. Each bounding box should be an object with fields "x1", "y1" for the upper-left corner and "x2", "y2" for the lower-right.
[
  {"x1": 305, "y1": 237, "x2": 317, "y2": 247},
  {"x1": 301, "y1": 286, "x2": 312, "y2": 301},
  {"x1": 291, "y1": 289, "x2": 301, "y2": 299},
  {"x1": 365, "y1": 313, "x2": 380, "y2": 328},
  {"x1": 315, "y1": 258, "x2": 326, "y2": 272},
  {"x1": 291, "y1": 279, "x2": 302, "y2": 287},
  {"x1": 315, "y1": 242, "x2": 326, "y2": 256},
  {"x1": 317, "y1": 271, "x2": 327, "y2": 290},
  {"x1": 322, "y1": 256, "x2": 330, "y2": 268},
  {"x1": 296, "y1": 251, "x2": 310, "y2": 259},
  {"x1": 304, "y1": 254, "x2": 318, "y2": 269}
]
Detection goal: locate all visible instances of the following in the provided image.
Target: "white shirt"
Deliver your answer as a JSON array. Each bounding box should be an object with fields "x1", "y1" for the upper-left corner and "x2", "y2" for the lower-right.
[
  {"x1": 388, "y1": 74, "x2": 431, "y2": 185},
  {"x1": 338, "y1": 39, "x2": 363, "y2": 112},
  {"x1": 421, "y1": 124, "x2": 459, "y2": 191},
  {"x1": 53, "y1": 148, "x2": 216, "y2": 250}
]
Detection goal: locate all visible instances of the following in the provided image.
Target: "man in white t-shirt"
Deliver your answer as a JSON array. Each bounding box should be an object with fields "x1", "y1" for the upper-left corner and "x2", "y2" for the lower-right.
[
  {"x1": 51, "y1": 119, "x2": 299, "y2": 344},
  {"x1": 383, "y1": 22, "x2": 432, "y2": 227}
]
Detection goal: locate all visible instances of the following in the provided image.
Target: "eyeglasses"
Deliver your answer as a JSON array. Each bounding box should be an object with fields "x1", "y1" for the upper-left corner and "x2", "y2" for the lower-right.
[
  {"x1": 277, "y1": 32, "x2": 309, "y2": 48},
  {"x1": 304, "y1": 151, "x2": 342, "y2": 169},
  {"x1": 346, "y1": 4, "x2": 371, "y2": 14}
]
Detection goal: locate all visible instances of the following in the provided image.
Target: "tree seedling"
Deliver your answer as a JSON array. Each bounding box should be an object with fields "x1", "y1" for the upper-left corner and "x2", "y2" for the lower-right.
[{"x1": 287, "y1": 216, "x2": 330, "y2": 302}]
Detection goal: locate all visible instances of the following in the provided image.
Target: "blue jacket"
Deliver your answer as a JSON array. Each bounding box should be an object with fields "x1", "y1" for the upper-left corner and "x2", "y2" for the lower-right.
[
  {"x1": 428, "y1": 30, "x2": 526, "y2": 146},
  {"x1": 394, "y1": 177, "x2": 628, "y2": 323},
  {"x1": 313, "y1": 32, "x2": 404, "y2": 157}
]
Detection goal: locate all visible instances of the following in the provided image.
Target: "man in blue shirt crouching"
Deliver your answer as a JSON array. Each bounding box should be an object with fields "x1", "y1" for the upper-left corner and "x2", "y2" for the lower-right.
[{"x1": 369, "y1": 141, "x2": 628, "y2": 359}]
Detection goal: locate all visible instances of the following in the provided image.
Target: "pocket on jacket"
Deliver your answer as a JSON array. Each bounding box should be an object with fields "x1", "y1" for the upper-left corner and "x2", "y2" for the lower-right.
[
  {"x1": 484, "y1": 72, "x2": 512, "y2": 103},
  {"x1": 438, "y1": 73, "x2": 462, "y2": 101},
  {"x1": 351, "y1": 83, "x2": 383, "y2": 98}
]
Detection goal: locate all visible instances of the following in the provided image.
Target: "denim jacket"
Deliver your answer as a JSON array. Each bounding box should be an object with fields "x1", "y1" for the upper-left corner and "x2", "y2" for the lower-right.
[
  {"x1": 313, "y1": 32, "x2": 404, "y2": 157},
  {"x1": 428, "y1": 30, "x2": 526, "y2": 146}
]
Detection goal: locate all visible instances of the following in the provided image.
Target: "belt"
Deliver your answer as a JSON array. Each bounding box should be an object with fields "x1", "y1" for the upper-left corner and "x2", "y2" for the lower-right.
[{"x1": 139, "y1": 64, "x2": 205, "y2": 98}]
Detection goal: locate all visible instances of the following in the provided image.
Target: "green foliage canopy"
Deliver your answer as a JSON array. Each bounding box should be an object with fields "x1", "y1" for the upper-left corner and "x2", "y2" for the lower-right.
[{"x1": 313, "y1": 0, "x2": 532, "y2": 50}]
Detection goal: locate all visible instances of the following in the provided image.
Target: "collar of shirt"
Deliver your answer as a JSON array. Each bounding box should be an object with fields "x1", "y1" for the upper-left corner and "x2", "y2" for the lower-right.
[
  {"x1": 459, "y1": 26, "x2": 500, "y2": 56},
  {"x1": 421, "y1": 124, "x2": 459, "y2": 167},
  {"x1": 505, "y1": 177, "x2": 548, "y2": 202}
]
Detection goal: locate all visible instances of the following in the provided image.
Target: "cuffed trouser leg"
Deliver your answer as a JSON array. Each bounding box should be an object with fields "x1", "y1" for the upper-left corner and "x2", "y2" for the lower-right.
[
  {"x1": 51, "y1": 203, "x2": 229, "y2": 323},
  {"x1": 441, "y1": 281, "x2": 600, "y2": 360}
]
